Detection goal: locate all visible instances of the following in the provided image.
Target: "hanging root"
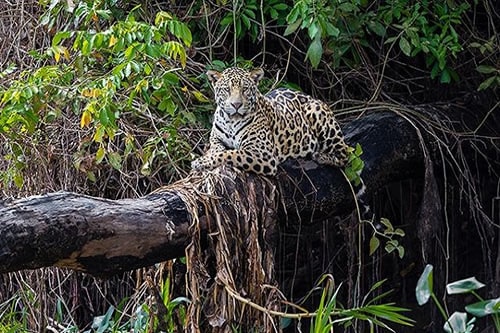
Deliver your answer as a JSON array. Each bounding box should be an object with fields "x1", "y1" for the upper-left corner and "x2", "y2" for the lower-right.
[{"x1": 160, "y1": 166, "x2": 282, "y2": 332}]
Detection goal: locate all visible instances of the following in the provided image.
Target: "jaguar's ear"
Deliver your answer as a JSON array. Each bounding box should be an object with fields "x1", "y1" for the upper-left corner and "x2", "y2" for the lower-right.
[
  {"x1": 206, "y1": 70, "x2": 222, "y2": 86},
  {"x1": 249, "y1": 68, "x2": 264, "y2": 83}
]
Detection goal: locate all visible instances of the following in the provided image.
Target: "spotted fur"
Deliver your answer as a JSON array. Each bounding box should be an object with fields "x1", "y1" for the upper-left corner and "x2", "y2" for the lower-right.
[{"x1": 191, "y1": 67, "x2": 349, "y2": 175}]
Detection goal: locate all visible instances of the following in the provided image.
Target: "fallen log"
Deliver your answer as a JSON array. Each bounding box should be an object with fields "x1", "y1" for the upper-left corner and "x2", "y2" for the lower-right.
[{"x1": 0, "y1": 111, "x2": 424, "y2": 276}]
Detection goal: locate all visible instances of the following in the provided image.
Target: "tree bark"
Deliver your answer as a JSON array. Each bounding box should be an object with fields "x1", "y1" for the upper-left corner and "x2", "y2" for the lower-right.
[{"x1": 0, "y1": 111, "x2": 424, "y2": 277}]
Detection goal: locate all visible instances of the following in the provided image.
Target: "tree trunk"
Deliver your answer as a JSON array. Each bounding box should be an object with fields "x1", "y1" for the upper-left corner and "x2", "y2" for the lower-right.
[{"x1": 0, "y1": 111, "x2": 424, "y2": 277}]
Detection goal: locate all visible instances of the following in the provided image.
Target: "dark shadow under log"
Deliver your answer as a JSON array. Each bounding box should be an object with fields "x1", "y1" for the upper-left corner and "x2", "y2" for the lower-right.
[{"x1": 0, "y1": 111, "x2": 425, "y2": 277}]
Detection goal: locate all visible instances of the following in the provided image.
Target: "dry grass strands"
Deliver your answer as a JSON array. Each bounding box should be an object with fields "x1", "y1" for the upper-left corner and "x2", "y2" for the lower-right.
[{"x1": 159, "y1": 167, "x2": 282, "y2": 332}]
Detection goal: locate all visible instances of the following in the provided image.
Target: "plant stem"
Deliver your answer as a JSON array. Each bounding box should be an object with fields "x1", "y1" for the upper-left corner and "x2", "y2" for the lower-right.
[{"x1": 430, "y1": 293, "x2": 448, "y2": 320}]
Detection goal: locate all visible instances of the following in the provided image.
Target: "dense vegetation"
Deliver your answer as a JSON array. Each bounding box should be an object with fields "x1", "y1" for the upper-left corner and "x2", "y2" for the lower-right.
[{"x1": 0, "y1": 0, "x2": 498, "y2": 332}]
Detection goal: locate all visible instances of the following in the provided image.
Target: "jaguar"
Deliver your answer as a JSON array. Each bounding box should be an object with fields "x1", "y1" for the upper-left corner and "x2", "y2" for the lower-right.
[{"x1": 191, "y1": 67, "x2": 349, "y2": 175}]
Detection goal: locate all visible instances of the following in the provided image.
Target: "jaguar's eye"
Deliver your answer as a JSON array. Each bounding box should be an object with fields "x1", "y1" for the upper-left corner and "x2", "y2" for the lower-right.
[{"x1": 241, "y1": 84, "x2": 252, "y2": 94}]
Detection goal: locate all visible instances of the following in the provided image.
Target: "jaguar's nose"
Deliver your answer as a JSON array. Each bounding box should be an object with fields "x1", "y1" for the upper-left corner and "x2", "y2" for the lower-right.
[{"x1": 231, "y1": 102, "x2": 242, "y2": 110}]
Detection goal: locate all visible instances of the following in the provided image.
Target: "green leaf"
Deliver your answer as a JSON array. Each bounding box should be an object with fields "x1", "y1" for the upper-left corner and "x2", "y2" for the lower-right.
[
  {"x1": 14, "y1": 172, "x2": 24, "y2": 189},
  {"x1": 325, "y1": 22, "x2": 340, "y2": 37},
  {"x1": 465, "y1": 298, "x2": 500, "y2": 317},
  {"x1": 308, "y1": 21, "x2": 319, "y2": 40},
  {"x1": 446, "y1": 277, "x2": 485, "y2": 295},
  {"x1": 415, "y1": 264, "x2": 433, "y2": 306},
  {"x1": 339, "y1": 2, "x2": 357, "y2": 12},
  {"x1": 144, "y1": 63, "x2": 152, "y2": 75},
  {"x1": 393, "y1": 228, "x2": 405, "y2": 237},
  {"x1": 81, "y1": 38, "x2": 92, "y2": 55},
  {"x1": 440, "y1": 69, "x2": 451, "y2": 83},
  {"x1": 367, "y1": 21, "x2": 386, "y2": 37},
  {"x1": 399, "y1": 37, "x2": 411, "y2": 56},
  {"x1": 107, "y1": 152, "x2": 122, "y2": 170},
  {"x1": 397, "y1": 245, "x2": 405, "y2": 259},
  {"x1": 163, "y1": 72, "x2": 180, "y2": 85},
  {"x1": 354, "y1": 143, "x2": 363, "y2": 156},
  {"x1": 52, "y1": 31, "x2": 72, "y2": 47},
  {"x1": 220, "y1": 14, "x2": 233, "y2": 27},
  {"x1": 95, "y1": 146, "x2": 106, "y2": 164},
  {"x1": 477, "y1": 76, "x2": 497, "y2": 91},
  {"x1": 273, "y1": 3, "x2": 288, "y2": 10},
  {"x1": 93, "y1": 306, "x2": 115, "y2": 333},
  {"x1": 443, "y1": 312, "x2": 471, "y2": 333},
  {"x1": 241, "y1": 14, "x2": 251, "y2": 30},
  {"x1": 369, "y1": 235, "x2": 380, "y2": 255},
  {"x1": 380, "y1": 217, "x2": 393, "y2": 232},
  {"x1": 86, "y1": 171, "x2": 96, "y2": 182},
  {"x1": 476, "y1": 65, "x2": 497, "y2": 74},
  {"x1": 284, "y1": 18, "x2": 302, "y2": 36},
  {"x1": 385, "y1": 240, "x2": 396, "y2": 253},
  {"x1": 306, "y1": 37, "x2": 323, "y2": 68}
]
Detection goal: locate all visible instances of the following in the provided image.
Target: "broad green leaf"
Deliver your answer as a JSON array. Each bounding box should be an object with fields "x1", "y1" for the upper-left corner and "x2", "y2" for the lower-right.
[
  {"x1": 397, "y1": 245, "x2": 405, "y2": 259},
  {"x1": 476, "y1": 65, "x2": 497, "y2": 74},
  {"x1": 446, "y1": 277, "x2": 485, "y2": 295},
  {"x1": 354, "y1": 143, "x2": 363, "y2": 156},
  {"x1": 380, "y1": 217, "x2": 393, "y2": 231},
  {"x1": 325, "y1": 22, "x2": 340, "y2": 37},
  {"x1": 339, "y1": 2, "x2": 357, "y2": 12},
  {"x1": 393, "y1": 228, "x2": 405, "y2": 236},
  {"x1": 93, "y1": 305, "x2": 115, "y2": 333},
  {"x1": 163, "y1": 72, "x2": 180, "y2": 85},
  {"x1": 399, "y1": 37, "x2": 411, "y2": 56},
  {"x1": 369, "y1": 235, "x2": 380, "y2": 255},
  {"x1": 443, "y1": 312, "x2": 472, "y2": 333},
  {"x1": 274, "y1": 3, "x2": 288, "y2": 10},
  {"x1": 107, "y1": 152, "x2": 122, "y2": 170},
  {"x1": 477, "y1": 76, "x2": 497, "y2": 91},
  {"x1": 306, "y1": 38, "x2": 323, "y2": 68},
  {"x1": 284, "y1": 18, "x2": 302, "y2": 36},
  {"x1": 350, "y1": 156, "x2": 363, "y2": 171},
  {"x1": 95, "y1": 146, "x2": 106, "y2": 164},
  {"x1": 308, "y1": 21, "x2": 319, "y2": 40},
  {"x1": 220, "y1": 14, "x2": 233, "y2": 27},
  {"x1": 385, "y1": 241, "x2": 396, "y2": 253},
  {"x1": 367, "y1": 21, "x2": 386, "y2": 37},
  {"x1": 81, "y1": 38, "x2": 92, "y2": 56},
  {"x1": 415, "y1": 264, "x2": 433, "y2": 305},
  {"x1": 144, "y1": 63, "x2": 152, "y2": 75},
  {"x1": 86, "y1": 171, "x2": 96, "y2": 182},
  {"x1": 440, "y1": 69, "x2": 451, "y2": 83},
  {"x1": 241, "y1": 15, "x2": 250, "y2": 30},
  {"x1": 93, "y1": 125, "x2": 105, "y2": 143},
  {"x1": 52, "y1": 31, "x2": 72, "y2": 47},
  {"x1": 14, "y1": 173, "x2": 24, "y2": 189},
  {"x1": 465, "y1": 298, "x2": 500, "y2": 317}
]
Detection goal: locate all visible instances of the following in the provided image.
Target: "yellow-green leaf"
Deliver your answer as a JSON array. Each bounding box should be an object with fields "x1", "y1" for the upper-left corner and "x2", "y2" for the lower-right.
[
  {"x1": 369, "y1": 235, "x2": 380, "y2": 255},
  {"x1": 80, "y1": 110, "x2": 92, "y2": 128},
  {"x1": 193, "y1": 90, "x2": 209, "y2": 103},
  {"x1": 95, "y1": 146, "x2": 106, "y2": 164},
  {"x1": 109, "y1": 35, "x2": 118, "y2": 47}
]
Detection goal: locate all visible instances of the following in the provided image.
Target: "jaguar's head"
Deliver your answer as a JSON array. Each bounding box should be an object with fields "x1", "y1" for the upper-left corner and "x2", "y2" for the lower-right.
[{"x1": 207, "y1": 67, "x2": 264, "y2": 117}]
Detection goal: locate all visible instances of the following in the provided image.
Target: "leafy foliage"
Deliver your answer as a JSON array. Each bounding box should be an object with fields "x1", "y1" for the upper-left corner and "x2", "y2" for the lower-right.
[
  {"x1": 0, "y1": 2, "x2": 206, "y2": 190},
  {"x1": 416, "y1": 264, "x2": 500, "y2": 332},
  {"x1": 308, "y1": 276, "x2": 414, "y2": 332},
  {"x1": 284, "y1": 0, "x2": 470, "y2": 78},
  {"x1": 220, "y1": 0, "x2": 290, "y2": 42}
]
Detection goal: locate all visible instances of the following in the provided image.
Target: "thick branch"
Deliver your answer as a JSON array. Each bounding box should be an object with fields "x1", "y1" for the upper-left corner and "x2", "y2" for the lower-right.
[{"x1": 0, "y1": 112, "x2": 424, "y2": 276}]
